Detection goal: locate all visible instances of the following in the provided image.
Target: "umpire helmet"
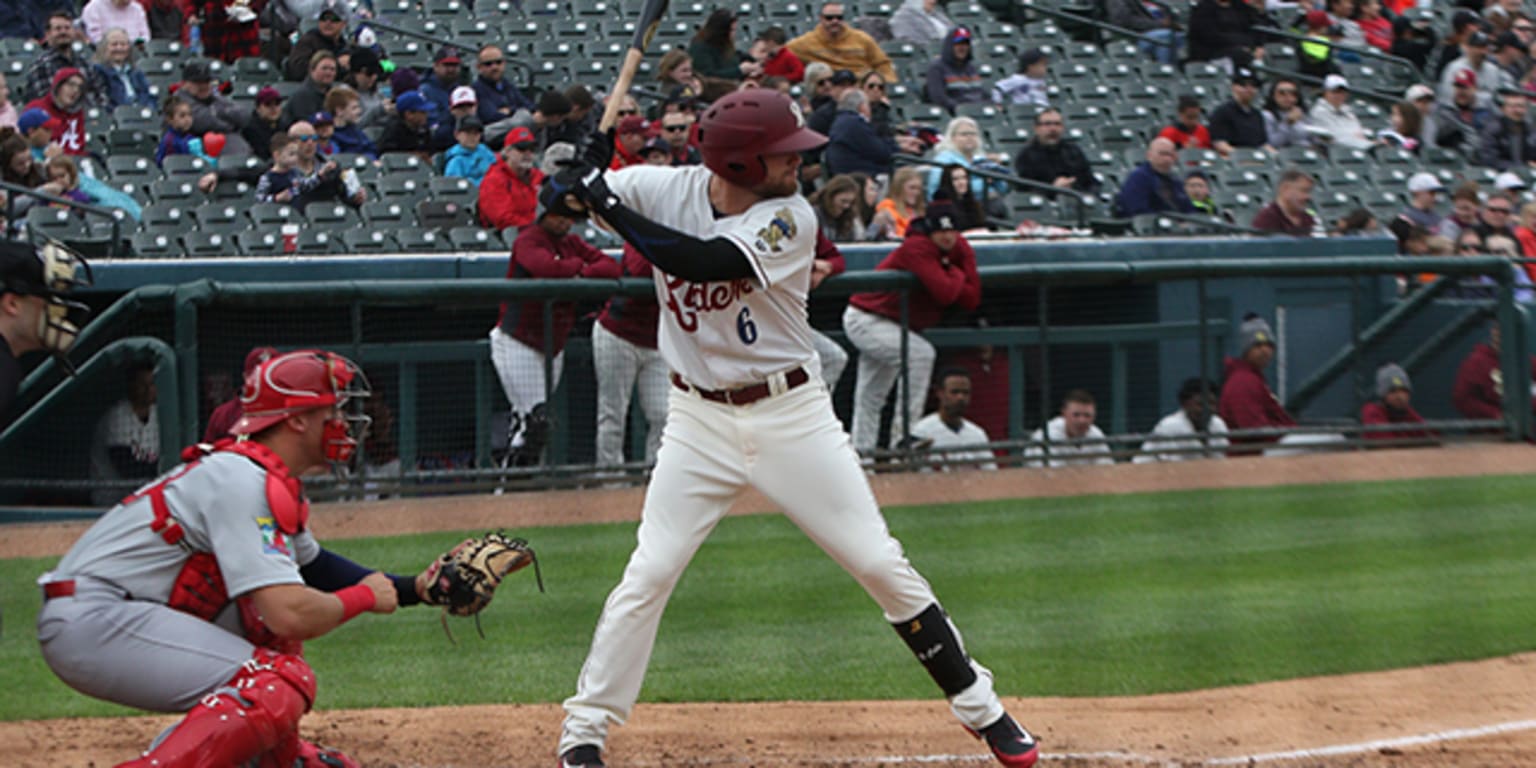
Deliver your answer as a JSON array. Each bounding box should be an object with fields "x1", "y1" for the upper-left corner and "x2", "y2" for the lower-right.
[
  {"x1": 0, "y1": 238, "x2": 92, "y2": 359},
  {"x1": 235, "y1": 350, "x2": 372, "y2": 463},
  {"x1": 697, "y1": 90, "x2": 826, "y2": 187}
]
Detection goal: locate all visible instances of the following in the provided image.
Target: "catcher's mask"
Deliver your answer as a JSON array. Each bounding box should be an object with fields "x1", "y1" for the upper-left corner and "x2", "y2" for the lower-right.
[
  {"x1": 234, "y1": 350, "x2": 372, "y2": 466},
  {"x1": 0, "y1": 239, "x2": 93, "y2": 371}
]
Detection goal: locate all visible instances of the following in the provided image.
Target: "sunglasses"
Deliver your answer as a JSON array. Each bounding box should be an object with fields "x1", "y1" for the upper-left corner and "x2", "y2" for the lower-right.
[
  {"x1": 822, "y1": 14, "x2": 844, "y2": 20},
  {"x1": 1488, "y1": 207, "x2": 1514, "y2": 214},
  {"x1": 1276, "y1": 88, "x2": 1298, "y2": 95},
  {"x1": 295, "y1": 134, "x2": 317, "y2": 141},
  {"x1": 479, "y1": 59, "x2": 505, "y2": 65},
  {"x1": 617, "y1": 108, "x2": 637, "y2": 116},
  {"x1": 663, "y1": 124, "x2": 689, "y2": 132},
  {"x1": 865, "y1": 82, "x2": 885, "y2": 90}
]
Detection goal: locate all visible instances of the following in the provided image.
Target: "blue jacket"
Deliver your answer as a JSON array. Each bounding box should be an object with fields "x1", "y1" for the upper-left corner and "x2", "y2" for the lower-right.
[
  {"x1": 825, "y1": 110, "x2": 897, "y2": 177},
  {"x1": 418, "y1": 74, "x2": 458, "y2": 125},
  {"x1": 331, "y1": 124, "x2": 379, "y2": 160},
  {"x1": 1115, "y1": 162, "x2": 1194, "y2": 217},
  {"x1": 444, "y1": 143, "x2": 497, "y2": 186},
  {"x1": 97, "y1": 64, "x2": 156, "y2": 109},
  {"x1": 473, "y1": 75, "x2": 534, "y2": 126}
]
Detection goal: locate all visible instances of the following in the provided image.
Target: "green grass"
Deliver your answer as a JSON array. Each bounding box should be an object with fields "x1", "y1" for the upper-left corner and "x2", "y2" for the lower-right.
[{"x1": 4, "y1": 473, "x2": 1536, "y2": 720}]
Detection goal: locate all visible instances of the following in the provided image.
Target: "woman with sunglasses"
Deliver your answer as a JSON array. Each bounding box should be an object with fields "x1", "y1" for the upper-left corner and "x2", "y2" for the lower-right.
[{"x1": 1262, "y1": 78, "x2": 1308, "y2": 149}]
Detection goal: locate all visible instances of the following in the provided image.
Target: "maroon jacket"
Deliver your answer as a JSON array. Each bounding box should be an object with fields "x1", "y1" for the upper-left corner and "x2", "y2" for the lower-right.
[
  {"x1": 848, "y1": 231, "x2": 980, "y2": 331},
  {"x1": 1251, "y1": 202, "x2": 1315, "y2": 237},
  {"x1": 1452, "y1": 342, "x2": 1536, "y2": 419},
  {"x1": 1360, "y1": 401, "x2": 1430, "y2": 441},
  {"x1": 498, "y1": 225, "x2": 621, "y2": 354},
  {"x1": 596, "y1": 244, "x2": 660, "y2": 349},
  {"x1": 1218, "y1": 356, "x2": 1296, "y2": 444}
]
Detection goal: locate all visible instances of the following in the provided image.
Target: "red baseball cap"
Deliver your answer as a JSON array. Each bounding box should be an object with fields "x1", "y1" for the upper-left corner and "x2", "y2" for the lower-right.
[
  {"x1": 1454, "y1": 68, "x2": 1478, "y2": 88},
  {"x1": 505, "y1": 126, "x2": 536, "y2": 149}
]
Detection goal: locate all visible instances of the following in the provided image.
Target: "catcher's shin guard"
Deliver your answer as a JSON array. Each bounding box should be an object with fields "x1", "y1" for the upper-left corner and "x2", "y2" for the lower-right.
[
  {"x1": 294, "y1": 739, "x2": 362, "y2": 768},
  {"x1": 892, "y1": 603, "x2": 978, "y2": 697},
  {"x1": 116, "y1": 649, "x2": 317, "y2": 768}
]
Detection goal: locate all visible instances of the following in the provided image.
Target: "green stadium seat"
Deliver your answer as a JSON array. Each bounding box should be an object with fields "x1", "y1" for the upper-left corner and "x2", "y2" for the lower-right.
[
  {"x1": 342, "y1": 229, "x2": 399, "y2": 253},
  {"x1": 363, "y1": 200, "x2": 415, "y2": 226},
  {"x1": 181, "y1": 231, "x2": 239, "y2": 258},
  {"x1": 147, "y1": 177, "x2": 206, "y2": 204},
  {"x1": 1224, "y1": 147, "x2": 1275, "y2": 168},
  {"x1": 248, "y1": 202, "x2": 303, "y2": 227},
  {"x1": 417, "y1": 200, "x2": 474, "y2": 231},
  {"x1": 161, "y1": 155, "x2": 214, "y2": 177},
  {"x1": 140, "y1": 202, "x2": 190, "y2": 230},
  {"x1": 131, "y1": 231, "x2": 181, "y2": 258},
  {"x1": 25, "y1": 207, "x2": 86, "y2": 243},
  {"x1": 110, "y1": 104, "x2": 159, "y2": 132},
  {"x1": 449, "y1": 226, "x2": 506, "y2": 251},
  {"x1": 1277, "y1": 145, "x2": 1327, "y2": 169},
  {"x1": 423, "y1": 0, "x2": 468, "y2": 16},
  {"x1": 391, "y1": 226, "x2": 452, "y2": 252},
  {"x1": 293, "y1": 230, "x2": 339, "y2": 255},
  {"x1": 235, "y1": 230, "x2": 286, "y2": 256},
  {"x1": 304, "y1": 201, "x2": 363, "y2": 228},
  {"x1": 106, "y1": 155, "x2": 163, "y2": 183}
]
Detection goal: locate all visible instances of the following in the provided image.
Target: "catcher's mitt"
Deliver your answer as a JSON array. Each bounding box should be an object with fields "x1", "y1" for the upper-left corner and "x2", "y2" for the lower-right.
[{"x1": 423, "y1": 532, "x2": 544, "y2": 642}]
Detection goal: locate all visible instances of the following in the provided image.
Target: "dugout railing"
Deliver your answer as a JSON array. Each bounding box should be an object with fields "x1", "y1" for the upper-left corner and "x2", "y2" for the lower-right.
[{"x1": 0, "y1": 255, "x2": 1526, "y2": 514}]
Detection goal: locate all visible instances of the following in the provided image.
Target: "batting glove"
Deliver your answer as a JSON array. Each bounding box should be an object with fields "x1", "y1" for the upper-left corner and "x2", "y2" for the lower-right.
[{"x1": 549, "y1": 163, "x2": 619, "y2": 217}]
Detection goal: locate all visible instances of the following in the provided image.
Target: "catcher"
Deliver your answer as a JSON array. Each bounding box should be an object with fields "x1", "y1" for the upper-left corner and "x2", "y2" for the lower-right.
[{"x1": 36, "y1": 349, "x2": 537, "y2": 767}]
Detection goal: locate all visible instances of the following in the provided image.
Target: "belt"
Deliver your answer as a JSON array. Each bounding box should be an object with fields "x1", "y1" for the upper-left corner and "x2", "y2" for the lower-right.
[
  {"x1": 42, "y1": 580, "x2": 76, "y2": 600},
  {"x1": 670, "y1": 366, "x2": 810, "y2": 406}
]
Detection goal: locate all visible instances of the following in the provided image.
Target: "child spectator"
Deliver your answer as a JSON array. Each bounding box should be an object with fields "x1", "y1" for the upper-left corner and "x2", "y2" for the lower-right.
[
  {"x1": 1185, "y1": 170, "x2": 1219, "y2": 216},
  {"x1": 1298, "y1": 9, "x2": 1340, "y2": 79},
  {"x1": 306, "y1": 111, "x2": 336, "y2": 155},
  {"x1": 24, "y1": 67, "x2": 90, "y2": 157},
  {"x1": 254, "y1": 133, "x2": 315, "y2": 204},
  {"x1": 639, "y1": 137, "x2": 672, "y2": 166},
  {"x1": 1377, "y1": 100, "x2": 1422, "y2": 152},
  {"x1": 869, "y1": 165, "x2": 927, "y2": 240},
  {"x1": 992, "y1": 48, "x2": 1049, "y2": 106},
  {"x1": 1158, "y1": 95, "x2": 1212, "y2": 149},
  {"x1": 752, "y1": 26, "x2": 804, "y2": 83},
  {"x1": 1360, "y1": 363, "x2": 1429, "y2": 442},
  {"x1": 17, "y1": 108, "x2": 59, "y2": 162},
  {"x1": 154, "y1": 98, "x2": 197, "y2": 167},
  {"x1": 444, "y1": 116, "x2": 496, "y2": 186},
  {"x1": 325, "y1": 84, "x2": 377, "y2": 159},
  {"x1": 41, "y1": 155, "x2": 93, "y2": 207}
]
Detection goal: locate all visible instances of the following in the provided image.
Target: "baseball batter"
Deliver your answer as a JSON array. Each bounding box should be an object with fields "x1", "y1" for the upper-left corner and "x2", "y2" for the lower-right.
[
  {"x1": 550, "y1": 90, "x2": 1038, "y2": 768},
  {"x1": 36, "y1": 350, "x2": 435, "y2": 768}
]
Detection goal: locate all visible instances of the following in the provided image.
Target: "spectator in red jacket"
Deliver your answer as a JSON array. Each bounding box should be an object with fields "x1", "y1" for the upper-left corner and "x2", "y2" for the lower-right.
[
  {"x1": 609, "y1": 114, "x2": 648, "y2": 170},
  {"x1": 1360, "y1": 363, "x2": 1430, "y2": 442},
  {"x1": 1157, "y1": 94, "x2": 1213, "y2": 150},
  {"x1": 1219, "y1": 313, "x2": 1296, "y2": 450},
  {"x1": 24, "y1": 67, "x2": 88, "y2": 156},
  {"x1": 1453, "y1": 322, "x2": 1536, "y2": 421},
  {"x1": 489, "y1": 181, "x2": 621, "y2": 466},
  {"x1": 478, "y1": 125, "x2": 544, "y2": 231},
  {"x1": 752, "y1": 26, "x2": 805, "y2": 83},
  {"x1": 203, "y1": 345, "x2": 278, "y2": 442},
  {"x1": 844, "y1": 200, "x2": 981, "y2": 453}
]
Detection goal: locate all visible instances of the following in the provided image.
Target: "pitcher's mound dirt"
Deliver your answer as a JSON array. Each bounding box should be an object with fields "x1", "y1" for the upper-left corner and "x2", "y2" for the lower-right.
[{"x1": 5, "y1": 445, "x2": 1535, "y2": 767}]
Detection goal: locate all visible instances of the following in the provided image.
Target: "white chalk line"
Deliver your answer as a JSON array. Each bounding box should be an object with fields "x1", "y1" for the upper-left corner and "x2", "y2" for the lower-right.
[{"x1": 401, "y1": 719, "x2": 1536, "y2": 766}]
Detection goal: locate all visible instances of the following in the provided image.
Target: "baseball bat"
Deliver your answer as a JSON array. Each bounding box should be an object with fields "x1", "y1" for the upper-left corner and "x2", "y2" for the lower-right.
[{"x1": 598, "y1": 0, "x2": 671, "y2": 132}]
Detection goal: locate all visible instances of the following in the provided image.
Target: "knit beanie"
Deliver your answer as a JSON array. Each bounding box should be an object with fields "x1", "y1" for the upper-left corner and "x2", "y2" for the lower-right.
[
  {"x1": 1238, "y1": 314, "x2": 1275, "y2": 354},
  {"x1": 1375, "y1": 363, "x2": 1411, "y2": 399}
]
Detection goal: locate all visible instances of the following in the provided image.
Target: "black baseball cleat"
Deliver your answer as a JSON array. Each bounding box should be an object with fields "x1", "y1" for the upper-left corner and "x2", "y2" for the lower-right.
[
  {"x1": 559, "y1": 744, "x2": 606, "y2": 768},
  {"x1": 968, "y1": 713, "x2": 1040, "y2": 767}
]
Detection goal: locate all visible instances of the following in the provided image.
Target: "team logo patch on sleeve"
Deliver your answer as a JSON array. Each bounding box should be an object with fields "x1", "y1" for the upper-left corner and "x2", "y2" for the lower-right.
[
  {"x1": 257, "y1": 515, "x2": 291, "y2": 557},
  {"x1": 755, "y1": 208, "x2": 798, "y2": 253}
]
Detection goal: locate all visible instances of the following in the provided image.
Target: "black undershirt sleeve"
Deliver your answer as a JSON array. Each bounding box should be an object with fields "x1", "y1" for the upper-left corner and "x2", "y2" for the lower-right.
[
  {"x1": 300, "y1": 547, "x2": 423, "y2": 607},
  {"x1": 599, "y1": 201, "x2": 758, "y2": 283}
]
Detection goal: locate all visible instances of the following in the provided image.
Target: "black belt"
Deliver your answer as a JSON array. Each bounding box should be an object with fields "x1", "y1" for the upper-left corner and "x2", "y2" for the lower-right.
[{"x1": 670, "y1": 367, "x2": 810, "y2": 406}]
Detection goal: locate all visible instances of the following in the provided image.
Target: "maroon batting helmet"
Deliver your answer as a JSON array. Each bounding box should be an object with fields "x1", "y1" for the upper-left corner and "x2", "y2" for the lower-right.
[
  {"x1": 233, "y1": 350, "x2": 371, "y2": 463},
  {"x1": 697, "y1": 90, "x2": 826, "y2": 186}
]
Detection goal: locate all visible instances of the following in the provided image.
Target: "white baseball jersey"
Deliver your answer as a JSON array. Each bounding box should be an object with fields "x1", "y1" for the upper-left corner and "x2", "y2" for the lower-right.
[
  {"x1": 605, "y1": 165, "x2": 819, "y2": 390},
  {"x1": 910, "y1": 414, "x2": 998, "y2": 471},
  {"x1": 1132, "y1": 410, "x2": 1230, "y2": 463},
  {"x1": 1024, "y1": 416, "x2": 1115, "y2": 468},
  {"x1": 49, "y1": 452, "x2": 319, "y2": 603}
]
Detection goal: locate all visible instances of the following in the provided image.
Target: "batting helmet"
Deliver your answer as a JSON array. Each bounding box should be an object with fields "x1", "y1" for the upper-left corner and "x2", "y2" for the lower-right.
[
  {"x1": 234, "y1": 350, "x2": 371, "y2": 463},
  {"x1": 697, "y1": 90, "x2": 826, "y2": 187}
]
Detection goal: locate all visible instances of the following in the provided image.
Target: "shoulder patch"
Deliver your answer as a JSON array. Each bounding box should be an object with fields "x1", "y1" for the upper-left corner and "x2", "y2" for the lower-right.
[
  {"x1": 756, "y1": 207, "x2": 798, "y2": 253},
  {"x1": 257, "y1": 515, "x2": 291, "y2": 558}
]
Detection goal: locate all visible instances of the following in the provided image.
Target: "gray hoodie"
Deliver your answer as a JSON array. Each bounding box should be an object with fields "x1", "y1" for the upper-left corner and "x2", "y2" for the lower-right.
[{"x1": 890, "y1": 0, "x2": 952, "y2": 43}]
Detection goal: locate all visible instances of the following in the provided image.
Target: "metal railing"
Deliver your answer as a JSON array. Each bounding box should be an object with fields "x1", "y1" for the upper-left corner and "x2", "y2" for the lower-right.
[
  {"x1": 0, "y1": 179, "x2": 128, "y2": 259},
  {"x1": 893, "y1": 154, "x2": 1095, "y2": 230},
  {"x1": 1, "y1": 255, "x2": 1524, "y2": 507}
]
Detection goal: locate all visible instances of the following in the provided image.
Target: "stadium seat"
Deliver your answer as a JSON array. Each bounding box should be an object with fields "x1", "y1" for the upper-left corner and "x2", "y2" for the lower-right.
[
  {"x1": 192, "y1": 202, "x2": 246, "y2": 229},
  {"x1": 1093, "y1": 125, "x2": 1142, "y2": 151},
  {"x1": 106, "y1": 155, "x2": 164, "y2": 183},
  {"x1": 423, "y1": 0, "x2": 468, "y2": 16},
  {"x1": 1373, "y1": 147, "x2": 1418, "y2": 167},
  {"x1": 182, "y1": 231, "x2": 239, "y2": 258},
  {"x1": 1177, "y1": 147, "x2": 1221, "y2": 171},
  {"x1": 1421, "y1": 146, "x2": 1464, "y2": 169},
  {"x1": 147, "y1": 177, "x2": 206, "y2": 205},
  {"x1": 235, "y1": 230, "x2": 286, "y2": 256},
  {"x1": 140, "y1": 202, "x2": 190, "y2": 230},
  {"x1": 391, "y1": 226, "x2": 452, "y2": 252},
  {"x1": 417, "y1": 200, "x2": 474, "y2": 230},
  {"x1": 209, "y1": 178, "x2": 255, "y2": 202},
  {"x1": 1318, "y1": 168, "x2": 1367, "y2": 193},
  {"x1": 449, "y1": 227, "x2": 505, "y2": 251},
  {"x1": 293, "y1": 230, "x2": 339, "y2": 255},
  {"x1": 131, "y1": 231, "x2": 181, "y2": 258},
  {"x1": 304, "y1": 201, "x2": 362, "y2": 227},
  {"x1": 1277, "y1": 146, "x2": 1327, "y2": 168},
  {"x1": 373, "y1": 174, "x2": 431, "y2": 204},
  {"x1": 161, "y1": 155, "x2": 214, "y2": 177},
  {"x1": 363, "y1": 201, "x2": 414, "y2": 226},
  {"x1": 1224, "y1": 147, "x2": 1274, "y2": 168},
  {"x1": 1216, "y1": 168, "x2": 1270, "y2": 192},
  {"x1": 428, "y1": 176, "x2": 478, "y2": 208},
  {"x1": 111, "y1": 104, "x2": 159, "y2": 132},
  {"x1": 342, "y1": 230, "x2": 399, "y2": 253},
  {"x1": 143, "y1": 39, "x2": 184, "y2": 58},
  {"x1": 25, "y1": 207, "x2": 87, "y2": 243},
  {"x1": 248, "y1": 202, "x2": 302, "y2": 227},
  {"x1": 230, "y1": 56, "x2": 275, "y2": 81},
  {"x1": 1331, "y1": 147, "x2": 1374, "y2": 168},
  {"x1": 105, "y1": 128, "x2": 158, "y2": 156}
]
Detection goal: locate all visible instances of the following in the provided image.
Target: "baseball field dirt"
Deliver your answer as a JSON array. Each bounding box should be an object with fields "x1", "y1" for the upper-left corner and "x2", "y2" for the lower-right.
[{"x1": 5, "y1": 444, "x2": 1536, "y2": 767}]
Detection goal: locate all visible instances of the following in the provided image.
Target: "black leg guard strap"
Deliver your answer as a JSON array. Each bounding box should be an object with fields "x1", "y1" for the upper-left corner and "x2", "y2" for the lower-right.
[{"x1": 892, "y1": 603, "x2": 978, "y2": 697}]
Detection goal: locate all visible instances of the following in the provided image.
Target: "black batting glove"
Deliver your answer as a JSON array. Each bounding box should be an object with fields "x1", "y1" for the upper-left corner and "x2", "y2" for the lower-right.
[
  {"x1": 583, "y1": 127, "x2": 616, "y2": 171},
  {"x1": 548, "y1": 162, "x2": 619, "y2": 217}
]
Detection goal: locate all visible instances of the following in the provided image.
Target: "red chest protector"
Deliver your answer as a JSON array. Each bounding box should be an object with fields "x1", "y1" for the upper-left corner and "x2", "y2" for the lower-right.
[{"x1": 136, "y1": 440, "x2": 310, "y2": 654}]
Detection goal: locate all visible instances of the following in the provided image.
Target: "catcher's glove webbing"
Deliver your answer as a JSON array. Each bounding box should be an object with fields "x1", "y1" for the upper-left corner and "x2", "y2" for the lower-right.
[{"x1": 423, "y1": 532, "x2": 544, "y2": 642}]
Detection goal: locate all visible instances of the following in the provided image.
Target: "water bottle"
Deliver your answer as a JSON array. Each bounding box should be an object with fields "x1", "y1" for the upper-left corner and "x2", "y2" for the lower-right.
[{"x1": 187, "y1": 20, "x2": 203, "y2": 56}]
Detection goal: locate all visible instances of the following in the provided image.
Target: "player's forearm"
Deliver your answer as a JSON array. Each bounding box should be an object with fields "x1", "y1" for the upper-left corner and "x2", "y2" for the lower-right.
[
  {"x1": 249, "y1": 582, "x2": 372, "y2": 640},
  {"x1": 600, "y1": 203, "x2": 756, "y2": 282},
  {"x1": 301, "y1": 548, "x2": 423, "y2": 606}
]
